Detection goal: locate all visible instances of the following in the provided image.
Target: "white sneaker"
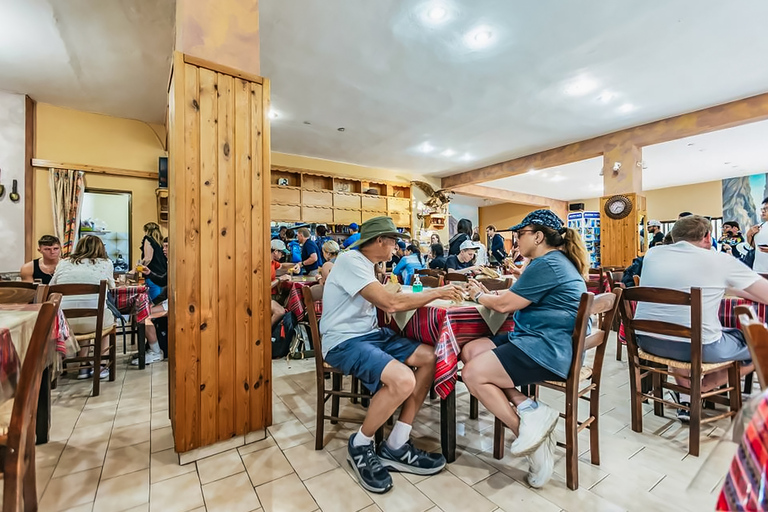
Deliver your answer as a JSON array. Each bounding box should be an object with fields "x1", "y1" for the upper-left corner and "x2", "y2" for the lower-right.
[
  {"x1": 131, "y1": 351, "x2": 163, "y2": 366},
  {"x1": 526, "y1": 434, "x2": 555, "y2": 488},
  {"x1": 99, "y1": 367, "x2": 110, "y2": 379},
  {"x1": 509, "y1": 403, "x2": 559, "y2": 456}
]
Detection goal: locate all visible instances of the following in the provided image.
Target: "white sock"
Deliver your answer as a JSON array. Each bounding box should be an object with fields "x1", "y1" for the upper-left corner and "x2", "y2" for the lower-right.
[
  {"x1": 353, "y1": 428, "x2": 374, "y2": 447},
  {"x1": 517, "y1": 398, "x2": 539, "y2": 412},
  {"x1": 386, "y1": 421, "x2": 412, "y2": 450},
  {"x1": 679, "y1": 393, "x2": 691, "y2": 403},
  {"x1": 148, "y1": 343, "x2": 161, "y2": 354}
]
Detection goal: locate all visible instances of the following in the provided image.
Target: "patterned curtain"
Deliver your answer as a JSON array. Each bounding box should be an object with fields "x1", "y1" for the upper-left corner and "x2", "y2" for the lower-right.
[{"x1": 49, "y1": 169, "x2": 85, "y2": 256}]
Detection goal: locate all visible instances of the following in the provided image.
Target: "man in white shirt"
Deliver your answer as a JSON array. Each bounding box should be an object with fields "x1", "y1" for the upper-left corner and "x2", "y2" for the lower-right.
[
  {"x1": 320, "y1": 216, "x2": 463, "y2": 494},
  {"x1": 747, "y1": 198, "x2": 768, "y2": 272},
  {"x1": 635, "y1": 215, "x2": 768, "y2": 417}
]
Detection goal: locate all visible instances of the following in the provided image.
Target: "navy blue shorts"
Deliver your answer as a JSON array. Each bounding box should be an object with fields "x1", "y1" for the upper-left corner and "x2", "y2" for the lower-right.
[
  {"x1": 489, "y1": 333, "x2": 564, "y2": 387},
  {"x1": 324, "y1": 328, "x2": 421, "y2": 393}
]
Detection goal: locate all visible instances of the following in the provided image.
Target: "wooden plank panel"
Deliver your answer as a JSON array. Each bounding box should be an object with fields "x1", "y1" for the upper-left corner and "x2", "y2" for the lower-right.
[
  {"x1": 197, "y1": 67, "x2": 219, "y2": 446},
  {"x1": 181, "y1": 62, "x2": 202, "y2": 451},
  {"x1": 271, "y1": 187, "x2": 301, "y2": 204},
  {"x1": 233, "y1": 77, "x2": 252, "y2": 434},
  {"x1": 262, "y1": 79, "x2": 273, "y2": 428},
  {"x1": 216, "y1": 73, "x2": 237, "y2": 439}
]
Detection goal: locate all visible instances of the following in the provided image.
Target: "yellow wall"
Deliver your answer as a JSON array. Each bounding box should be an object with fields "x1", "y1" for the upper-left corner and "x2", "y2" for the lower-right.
[
  {"x1": 569, "y1": 180, "x2": 723, "y2": 222},
  {"x1": 34, "y1": 104, "x2": 166, "y2": 255},
  {"x1": 478, "y1": 203, "x2": 542, "y2": 232}
]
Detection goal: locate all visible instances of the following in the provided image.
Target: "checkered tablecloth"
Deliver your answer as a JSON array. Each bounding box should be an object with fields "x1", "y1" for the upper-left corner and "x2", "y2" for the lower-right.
[
  {"x1": 111, "y1": 286, "x2": 152, "y2": 323},
  {"x1": 383, "y1": 305, "x2": 515, "y2": 399},
  {"x1": 0, "y1": 327, "x2": 21, "y2": 404},
  {"x1": 284, "y1": 281, "x2": 321, "y2": 321},
  {"x1": 717, "y1": 391, "x2": 768, "y2": 511}
]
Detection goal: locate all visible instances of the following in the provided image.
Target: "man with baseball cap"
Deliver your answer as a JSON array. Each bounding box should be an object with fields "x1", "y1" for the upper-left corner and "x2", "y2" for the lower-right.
[
  {"x1": 270, "y1": 239, "x2": 297, "y2": 326},
  {"x1": 320, "y1": 216, "x2": 463, "y2": 494},
  {"x1": 648, "y1": 220, "x2": 664, "y2": 248},
  {"x1": 342, "y1": 222, "x2": 361, "y2": 249},
  {"x1": 445, "y1": 239, "x2": 481, "y2": 272}
]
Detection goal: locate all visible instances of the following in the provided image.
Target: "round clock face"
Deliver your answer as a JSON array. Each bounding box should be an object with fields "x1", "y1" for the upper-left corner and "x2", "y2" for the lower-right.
[{"x1": 604, "y1": 195, "x2": 633, "y2": 219}]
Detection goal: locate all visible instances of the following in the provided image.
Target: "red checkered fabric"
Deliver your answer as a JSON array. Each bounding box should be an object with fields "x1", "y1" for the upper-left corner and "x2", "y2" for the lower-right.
[
  {"x1": 111, "y1": 286, "x2": 152, "y2": 323},
  {"x1": 284, "y1": 281, "x2": 322, "y2": 321}
]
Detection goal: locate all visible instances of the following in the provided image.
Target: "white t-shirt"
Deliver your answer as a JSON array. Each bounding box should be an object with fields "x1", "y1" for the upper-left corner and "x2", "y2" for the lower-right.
[
  {"x1": 51, "y1": 258, "x2": 116, "y2": 333},
  {"x1": 752, "y1": 222, "x2": 768, "y2": 272},
  {"x1": 319, "y1": 250, "x2": 378, "y2": 356},
  {"x1": 475, "y1": 243, "x2": 488, "y2": 266},
  {"x1": 635, "y1": 241, "x2": 761, "y2": 344}
]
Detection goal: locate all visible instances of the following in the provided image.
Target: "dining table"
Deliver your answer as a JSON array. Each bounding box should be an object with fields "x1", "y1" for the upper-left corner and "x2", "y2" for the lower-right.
[
  {"x1": 282, "y1": 277, "x2": 321, "y2": 322},
  {"x1": 110, "y1": 285, "x2": 153, "y2": 369},
  {"x1": 0, "y1": 303, "x2": 77, "y2": 443}
]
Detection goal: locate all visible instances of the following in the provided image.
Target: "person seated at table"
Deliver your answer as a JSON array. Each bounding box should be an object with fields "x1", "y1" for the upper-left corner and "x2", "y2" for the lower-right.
[
  {"x1": 136, "y1": 222, "x2": 168, "y2": 301},
  {"x1": 285, "y1": 229, "x2": 302, "y2": 264},
  {"x1": 270, "y1": 239, "x2": 297, "y2": 326},
  {"x1": 342, "y1": 223, "x2": 360, "y2": 249},
  {"x1": 428, "y1": 243, "x2": 447, "y2": 270},
  {"x1": 393, "y1": 243, "x2": 425, "y2": 285},
  {"x1": 634, "y1": 215, "x2": 768, "y2": 420},
  {"x1": 51, "y1": 235, "x2": 116, "y2": 380},
  {"x1": 445, "y1": 240, "x2": 481, "y2": 273},
  {"x1": 132, "y1": 238, "x2": 170, "y2": 366},
  {"x1": 319, "y1": 240, "x2": 340, "y2": 283},
  {"x1": 272, "y1": 225, "x2": 287, "y2": 241},
  {"x1": 297, "y1": 228, "x2": 322, "y2": 277},
  {"x1": 20, "y1": 235, "x2": 61, "y2": 284},
  {"x1": 472, "y1": 233, "x2": 489, "y2": 266},
  {"x1": 448, "y1": 218, "x2": 472, "y2": 256},
  {"x1": 459, "y1": 209, "x2": 589, "y2": 489},
  {"x1": 430, "y1": 233, "x2": 441, "y2": 245},
  {"x1": 320, "y1": 216, "x2": 463, "y2": 494},
  {"x1": 486, "y1": 225, "x2": 507, "y2": 265}
]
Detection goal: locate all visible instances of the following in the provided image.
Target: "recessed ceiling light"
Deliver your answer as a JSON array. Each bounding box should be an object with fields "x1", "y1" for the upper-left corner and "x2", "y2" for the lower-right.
[
  {"x1": 418, "y1": 142, "x2": 435, "y2": 153},
  {"x1": 441, "y1": 149, "x2": 456, "y2": 157},
  {"x1": 597, "y1": 91, "x2": 614, "y2": 103},
  {"x1": 618, "y1": 103, "x2": 635, "y2": 113},
  {"x1": 565, "y1": 76, "x2": 597, "y2": 96},
  {"x1": 427, "y1": 6, "x2": 447, "y2": 20},
  {"x1": 269, "y1": 110, "x2": 279, "y2": 119},
  {"x1": 464, "y1": 26, "x2": 495, "y2": 49}
]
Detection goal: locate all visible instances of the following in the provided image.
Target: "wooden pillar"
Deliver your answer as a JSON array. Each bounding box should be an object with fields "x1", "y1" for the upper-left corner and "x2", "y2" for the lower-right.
[
  {"x1": 600, "y1": 143, "x2": 646, "y2": 268},
  {"x1": 168, "y1": 0, "x2": 270, "y2": 454}
]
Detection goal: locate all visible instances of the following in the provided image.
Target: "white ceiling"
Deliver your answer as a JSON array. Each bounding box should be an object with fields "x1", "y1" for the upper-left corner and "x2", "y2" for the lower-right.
[
  {"x1": 261, "y1": 0, "x2": 768, "y2": 176},
  {"x1": 481, "y1": 120, "x2": 768, "y2": 201},
  {"x1": 0, "y1": 0, "x2": 174, "y2": 122}
]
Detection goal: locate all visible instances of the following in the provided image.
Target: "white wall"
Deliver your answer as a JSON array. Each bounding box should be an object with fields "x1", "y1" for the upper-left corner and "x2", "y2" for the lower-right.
[{"x1": 0, "y1": 91, "x2": 26, "y2": 272}]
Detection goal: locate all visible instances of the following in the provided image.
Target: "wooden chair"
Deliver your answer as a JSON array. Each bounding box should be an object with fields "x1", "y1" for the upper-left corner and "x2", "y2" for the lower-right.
[
  {"x1": 735, "y1": 305, "x2": 768, "y2": 389},
  {"x1": 45, "y1": 281, "x2": 117, "y2": 397},
  {"x1": 605, "y1": 271, "x2": 626, "y2": 361},
  {"x1": 586, "y1": 267, "x2": 604, "y2": 293},
  {"x1": 0, "y1": 282, "x2": 46, "y2": 305},
  {"x1": 620, "y1": 287, "x2": 743, "y2": 456},
  {"x1": 302, "y1": 285, "x2": 385, "y2": 450},
  {"x1": 633, "y1": 275, "x2": 640, "y2": 286},
  {"x1": 444, "y1": 272, "x2": 468, "y2": 283},
  {"x1": 1, "y1": 294, "x2": 60, "y2": 512},
  {"x1": 479, "y1": 278, "x2": 513, "y2": 291},
  {"x1": 491, "y1": 290, "x2": 621, "y2": 490},
  {"x1": 419, "y1": 275, "x2": 443, "y2": 288}
]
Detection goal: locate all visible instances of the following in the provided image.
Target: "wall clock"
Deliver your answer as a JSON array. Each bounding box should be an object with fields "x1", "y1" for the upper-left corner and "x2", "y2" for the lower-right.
[{"x1": 604, "y1": 195, "x2": 633, "y2": 219}]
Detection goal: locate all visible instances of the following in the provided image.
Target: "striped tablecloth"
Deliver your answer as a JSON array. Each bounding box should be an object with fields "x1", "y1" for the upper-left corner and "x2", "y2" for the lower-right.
[
  {"x1": 384, "y1": 304, "x2": 515, "y2": 399},
  {"x1": 111, "y1": 286, "x2": 152, "y2": 323},
  {"x1": 719, "y1": 297, "x2": 768, "y2": 327},
  {"x1": 284, "y1": 280, "x2": 321, "y2": 321}
]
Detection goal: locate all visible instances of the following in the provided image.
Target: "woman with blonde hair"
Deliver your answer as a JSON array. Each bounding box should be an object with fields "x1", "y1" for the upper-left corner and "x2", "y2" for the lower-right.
[
  {"x1": 319, "y1": 240, "x2": 340, "y2": 283},
  {"x1": 51, "y1": 235, "x2": 116, "y2": 379},
  {"x1": 459, "y1": 209, "x2": 589, "y2": 489},
  {"x1": 137, "y1": 222, "x2": 168, "y2": 300}
]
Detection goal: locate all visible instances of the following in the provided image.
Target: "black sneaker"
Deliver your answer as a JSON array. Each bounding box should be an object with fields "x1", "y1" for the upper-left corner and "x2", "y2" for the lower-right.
[
  {"x1": 669, "y1": 392, "x2": 690, "y2": 423},
  {"x1": 379, "y1": 440, "x2": 446, "y2": 475},
  {"x1": 346, "y1": 435, "x2": 393, "y2": 494}
]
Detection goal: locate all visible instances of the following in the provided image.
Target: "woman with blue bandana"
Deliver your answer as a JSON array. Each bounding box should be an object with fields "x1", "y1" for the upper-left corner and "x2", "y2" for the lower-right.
[{"x1": 459, "y1": 209, "x2": 589, "y2": 489}]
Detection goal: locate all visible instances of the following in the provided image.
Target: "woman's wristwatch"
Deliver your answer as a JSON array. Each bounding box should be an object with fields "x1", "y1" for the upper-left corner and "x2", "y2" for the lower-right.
[{"x1": 473, "y1": 291, "x2": 484, "y2": 302}]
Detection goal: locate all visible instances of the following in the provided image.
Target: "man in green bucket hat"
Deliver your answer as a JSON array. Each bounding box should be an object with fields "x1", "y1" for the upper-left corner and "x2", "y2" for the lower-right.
[{"x1": 320, "y1": 216, "x2": 463, "y2": 494}]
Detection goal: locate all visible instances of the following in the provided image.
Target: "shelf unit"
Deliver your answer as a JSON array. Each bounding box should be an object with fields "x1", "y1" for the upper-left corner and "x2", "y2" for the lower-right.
[
  {"x1": 156, "y1": 188, "x2": 169, "y2": 224},
  {"x1": 270, "y1": 166, "x2": 413, "y2": 232}
]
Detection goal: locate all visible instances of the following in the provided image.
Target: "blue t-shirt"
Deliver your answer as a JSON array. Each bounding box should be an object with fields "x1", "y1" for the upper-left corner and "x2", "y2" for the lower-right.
[
  {"x1": 506, "y1": 250, "x2": 586, "y2": 379},
  {"x1": 301, "y1": 239, "x2": 321, "y2": 272},
  {"x1": 393, "y1": 253, "x2": 425, "y2": 285},
  {"x1": 343, "y1": 232, "x2": 360, "y2": 248}
]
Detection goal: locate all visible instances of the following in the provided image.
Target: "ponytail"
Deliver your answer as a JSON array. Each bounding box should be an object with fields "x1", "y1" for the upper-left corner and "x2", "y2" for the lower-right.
[
  {"x1": 407, "y1": 243, "x2": 423, "y2": 265},
  {"x1": 532, "y1": 225, "x2": 590, "y2": 278}
]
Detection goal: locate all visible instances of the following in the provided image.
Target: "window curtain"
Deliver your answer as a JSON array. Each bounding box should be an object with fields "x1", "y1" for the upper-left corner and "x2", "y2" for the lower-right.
[{"x1": 49, "y1": 169, "x2": 85, "y2": 256}]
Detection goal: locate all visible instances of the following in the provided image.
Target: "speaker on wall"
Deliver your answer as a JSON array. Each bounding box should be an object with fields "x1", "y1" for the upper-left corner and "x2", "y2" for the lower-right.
[
  {"x1": 569, "y1": 202, "x2": 585, "y2": 211},
  {"x1": 158, "y1": 157, "x2": 168, "y2": 188}
]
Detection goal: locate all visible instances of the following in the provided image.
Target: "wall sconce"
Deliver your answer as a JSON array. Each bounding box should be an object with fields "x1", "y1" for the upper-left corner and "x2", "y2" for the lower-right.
[{"x1": 612, "y1": 162, "x2": 622, "y2": 175}]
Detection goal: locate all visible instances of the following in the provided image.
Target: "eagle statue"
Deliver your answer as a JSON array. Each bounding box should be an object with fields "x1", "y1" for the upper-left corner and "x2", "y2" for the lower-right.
[{"x1": 411, "y1": 180, "x2": 454, "y2": 212}]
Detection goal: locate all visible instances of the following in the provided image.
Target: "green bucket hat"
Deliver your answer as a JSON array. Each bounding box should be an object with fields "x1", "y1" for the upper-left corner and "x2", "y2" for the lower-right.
[{"x1": 349, "y1": 216, "x2": 410, "y2": 248}]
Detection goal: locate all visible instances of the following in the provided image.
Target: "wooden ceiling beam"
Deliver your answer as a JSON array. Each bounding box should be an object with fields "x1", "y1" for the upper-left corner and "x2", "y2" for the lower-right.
[
  {"x1": 442, "y1": 92, "x2": 768, "y2": 189},
  {"x1": 453, "y1": 184, "x2": 567, "y2": 210}
]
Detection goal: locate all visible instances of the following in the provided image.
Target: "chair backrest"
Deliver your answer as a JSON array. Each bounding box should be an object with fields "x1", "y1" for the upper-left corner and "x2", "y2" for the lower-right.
[
  {"x1": 735, "y1": 305, "x2": 768, "y2": 388},
  {"x1": 445, "y1": 272, "x2": 468, "y2": 283},
  {"x1": 417, "y1": 268, "x2": 443, "y2": 277},
  {"x1": 620, "y1": 286, "x2": 703, "y2": 367},
  {"x1": 302, "y1": 284, "x2": 326, "y2": 379},
  {"x1": 480, "y1": 278, "x2": 513, "y2": 291},
  {"x1": 420, "y1": 275, "x2": 443, "y2": 288},
  {"x1": 45, "y1": 281, "x2": 109, "y2": 339},
  {"x1": 606, "y1": 271, "x2": 624, "y2": 290},
  {"x1": 570, "y1": 290, "x2": 622, "y2": 386},
  {"x1": 0, "y1": 282, "x2": 42, "y2": 305},
  {"x1": 586, "y1": 267, "x2": 604, "y2": 292},
  {"x1": 3, "y1": 294, "x2": 60, "y2": 511}
]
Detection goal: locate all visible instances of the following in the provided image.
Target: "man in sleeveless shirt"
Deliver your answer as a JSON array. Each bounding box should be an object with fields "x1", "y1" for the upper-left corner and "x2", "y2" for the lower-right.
[{"x1": 20, "y1": 235, "x2": 61, "y2": 284}]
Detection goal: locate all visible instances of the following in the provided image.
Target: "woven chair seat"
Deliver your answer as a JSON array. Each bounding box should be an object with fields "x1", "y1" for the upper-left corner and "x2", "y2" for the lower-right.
[
  {"x1": 637, "y1": 347, "x2": 733, "y2": 371},
  {"x1": 74, "y1": 325, "x2": 116, "y2": 343},
  {"x1": 544, "y1": 366, "x2": 592, "y2": 387}
]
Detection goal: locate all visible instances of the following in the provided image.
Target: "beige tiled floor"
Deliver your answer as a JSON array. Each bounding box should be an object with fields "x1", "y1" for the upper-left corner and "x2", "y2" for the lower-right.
[{"x1": 33, "y1": 333, "x2": 741, "y2": 512}]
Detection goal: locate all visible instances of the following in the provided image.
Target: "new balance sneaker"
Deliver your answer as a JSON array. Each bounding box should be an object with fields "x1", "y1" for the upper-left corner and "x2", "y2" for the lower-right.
[
  {"x1": 346, "y1": 435, "x2": 393, "y2": 494},
  {"x1": 509, "y1": 403, "x2": 559, "y2": 456},
  {"x1": 527, "y1": 433, "x2": 555, "y2": 488},
  {"x1": 379, "y1": 440, "x2": 446, "y2": 475},
  {"x1": 131, "y1": 351, "x2": 163, "y2": 366}
]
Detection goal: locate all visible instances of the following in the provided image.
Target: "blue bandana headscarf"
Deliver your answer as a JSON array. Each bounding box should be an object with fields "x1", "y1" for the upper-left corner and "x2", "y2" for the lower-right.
[{"x1": 509, "y1": 209, "x2": 566, "y2": 234}]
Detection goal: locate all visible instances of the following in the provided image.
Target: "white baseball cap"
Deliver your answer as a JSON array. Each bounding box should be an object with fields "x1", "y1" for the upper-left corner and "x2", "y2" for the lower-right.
[
  {"x1": 459, "y1": 240, "x2": 481, "y2": 251},
  {"x1": 648, "y1": 220, "x2": 661, "y2": 227}
]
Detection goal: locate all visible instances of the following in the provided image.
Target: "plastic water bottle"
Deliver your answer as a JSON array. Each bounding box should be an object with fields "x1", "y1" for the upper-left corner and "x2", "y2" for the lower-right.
[{"x1": 412, "y1": 275, "x2": 423, "y2": 293}]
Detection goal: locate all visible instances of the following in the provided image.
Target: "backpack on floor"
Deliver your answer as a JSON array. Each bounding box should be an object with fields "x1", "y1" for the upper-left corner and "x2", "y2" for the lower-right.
[
  {"x1": 288, "y1": 323, "x2": 315, "y2": 359},
  {"x1": 272, "y1": 311, "x2": 297, "y2": 359}
]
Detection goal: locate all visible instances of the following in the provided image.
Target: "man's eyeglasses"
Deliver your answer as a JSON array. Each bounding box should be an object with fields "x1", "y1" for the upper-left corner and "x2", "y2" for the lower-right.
[{"x1": 516, "y1": 229, "x2": 536, "y2": 237}]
